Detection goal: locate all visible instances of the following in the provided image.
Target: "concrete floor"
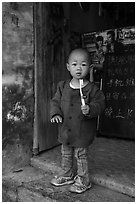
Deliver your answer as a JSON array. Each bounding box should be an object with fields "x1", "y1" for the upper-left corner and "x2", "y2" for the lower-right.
[{"x1": 3, "y1": 166, "x2": 135, "y2": 202}]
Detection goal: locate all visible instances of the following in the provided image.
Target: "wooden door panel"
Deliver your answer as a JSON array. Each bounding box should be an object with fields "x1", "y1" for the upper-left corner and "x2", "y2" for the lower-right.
[{"x1": 33, "y1": 3, "x2": 69, "y2": 153}]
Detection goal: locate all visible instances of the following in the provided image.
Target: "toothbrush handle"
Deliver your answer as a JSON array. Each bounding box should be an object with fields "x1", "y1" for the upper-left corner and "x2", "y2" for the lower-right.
[{"x1": 81, "y1": 97, "x2": 85, "y2": 106}]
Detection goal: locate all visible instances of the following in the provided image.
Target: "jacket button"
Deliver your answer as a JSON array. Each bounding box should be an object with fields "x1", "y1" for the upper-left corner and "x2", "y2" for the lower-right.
[
  {"x1": 68, "y1": 129, "x2": 71, "y2": 132},
  {"x1": 70, "y1": 104, "x2": 73, "y2": 106},
  {"x1": 69, "y1": 116, "x2": 72, "y2": 119}
]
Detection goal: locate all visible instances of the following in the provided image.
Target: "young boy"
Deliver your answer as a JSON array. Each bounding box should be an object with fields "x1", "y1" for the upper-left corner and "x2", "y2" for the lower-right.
[{"x1": 50, "y1": 48, "x2": 105, "y2": 193}]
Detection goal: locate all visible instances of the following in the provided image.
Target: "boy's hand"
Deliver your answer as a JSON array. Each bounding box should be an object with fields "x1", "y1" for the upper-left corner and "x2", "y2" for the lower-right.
[
  {"x1": 81, "y1": 104, "x2": 90, "y2": 115},
  {"x1": 51, "y1": 115, "x2": 62, "y2": 123}
]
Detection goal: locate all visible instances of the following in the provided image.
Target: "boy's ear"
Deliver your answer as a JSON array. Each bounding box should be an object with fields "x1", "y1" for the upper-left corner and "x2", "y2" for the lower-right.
[{"x1": 66, "y1": 63, "x2": 70, "y2": 71}]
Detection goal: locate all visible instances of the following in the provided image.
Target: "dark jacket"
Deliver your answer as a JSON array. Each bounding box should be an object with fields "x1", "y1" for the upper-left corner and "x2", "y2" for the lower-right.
[{"x1": 50, "y1": 80, "x2": 105, "y2": 147}]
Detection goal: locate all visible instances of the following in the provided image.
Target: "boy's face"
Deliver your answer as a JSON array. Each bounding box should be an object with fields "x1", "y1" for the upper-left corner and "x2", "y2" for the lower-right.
[{"x1": 67, "y1": 51, "x2": 91, "y2": 80}]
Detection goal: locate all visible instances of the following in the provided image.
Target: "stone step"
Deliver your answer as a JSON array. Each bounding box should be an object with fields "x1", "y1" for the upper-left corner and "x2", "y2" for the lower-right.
[{"x1": 2, "y1": 165, "x2": 134, "y2": 202}]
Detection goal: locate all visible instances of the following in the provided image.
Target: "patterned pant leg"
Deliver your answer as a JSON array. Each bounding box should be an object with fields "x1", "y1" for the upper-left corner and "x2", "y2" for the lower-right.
[
  {"x1": 74, "y1": 147, "x2": 90, "y2": 184},
  {"x1": 61, "y1": 144, "x2": 74, "y2": 177}
]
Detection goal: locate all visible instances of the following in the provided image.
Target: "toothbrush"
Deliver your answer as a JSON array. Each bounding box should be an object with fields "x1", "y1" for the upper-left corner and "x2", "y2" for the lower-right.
[{"x1": 79, "y1": 79, "x2": 85, "y2": 106}]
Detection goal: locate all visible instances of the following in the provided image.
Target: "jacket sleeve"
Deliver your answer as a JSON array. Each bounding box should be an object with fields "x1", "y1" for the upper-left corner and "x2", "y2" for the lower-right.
[
  {"x1": 86, "y1": 86, "x2": 105, "y2": 118},
  {"x1": 50, "y1": 81, "x2": 64, "y2": 119}
]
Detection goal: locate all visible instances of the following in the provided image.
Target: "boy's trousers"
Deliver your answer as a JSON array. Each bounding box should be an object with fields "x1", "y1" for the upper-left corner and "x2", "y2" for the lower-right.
[{"x1": 61, "y1": 144, "x2": 90, "y2": 184}]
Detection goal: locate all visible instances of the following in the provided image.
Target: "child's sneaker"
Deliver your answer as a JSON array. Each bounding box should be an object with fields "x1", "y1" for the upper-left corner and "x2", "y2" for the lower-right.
[
  {"x1": 50, "y1": 175, "x2": 74, "y2": 186},
  {"x1": 69, "y1": 175, "x2": 92, "y2": 193}
]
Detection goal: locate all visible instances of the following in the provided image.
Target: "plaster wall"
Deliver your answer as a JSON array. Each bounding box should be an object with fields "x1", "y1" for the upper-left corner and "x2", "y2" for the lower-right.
[{"x1": 2, "y1": 2, "x2": 34, "y2": 173}]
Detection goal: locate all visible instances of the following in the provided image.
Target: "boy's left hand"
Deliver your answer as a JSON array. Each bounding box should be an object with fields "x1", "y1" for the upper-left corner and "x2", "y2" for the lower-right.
[{"x1": 81, "y1": 104, "x2": 90, "y2": 115}]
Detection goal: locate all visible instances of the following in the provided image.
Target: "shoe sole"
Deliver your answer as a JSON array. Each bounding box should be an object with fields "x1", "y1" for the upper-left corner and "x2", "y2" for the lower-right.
[
  {"x1": 69, "y1": 183, "x2": 92, "y2": 193},
  {"x1": 50, "y1": 180, "x2": 74, "y2": 187}
]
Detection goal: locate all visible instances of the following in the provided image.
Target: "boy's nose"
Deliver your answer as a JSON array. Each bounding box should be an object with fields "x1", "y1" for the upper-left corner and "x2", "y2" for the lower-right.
[{"x1": 77, "y1": 65, "x2": 82, "y2": 70}]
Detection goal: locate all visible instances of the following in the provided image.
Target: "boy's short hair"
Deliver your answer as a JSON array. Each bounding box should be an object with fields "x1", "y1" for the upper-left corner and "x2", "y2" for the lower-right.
[{"x1": 67, "y1": 48, "x2": 92, "y2": 64}]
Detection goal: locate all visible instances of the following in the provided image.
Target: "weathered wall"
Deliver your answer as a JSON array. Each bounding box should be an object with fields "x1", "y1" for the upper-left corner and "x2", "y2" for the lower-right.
[{"x1": 2, "y1": 2, "x2": 34, "y2": 173}]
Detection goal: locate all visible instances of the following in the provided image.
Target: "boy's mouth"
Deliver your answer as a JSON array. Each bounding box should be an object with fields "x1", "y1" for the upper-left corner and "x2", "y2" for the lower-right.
[{"x1": 76, "y1": 72, "x2": 81, "y2": 76}]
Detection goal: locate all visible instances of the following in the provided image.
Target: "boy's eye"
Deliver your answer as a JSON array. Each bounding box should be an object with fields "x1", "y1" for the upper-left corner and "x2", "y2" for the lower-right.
[
  {"x1": 72, "y1": 63, "x2": 77, "y2": 66},
  {"x1": 82, "y1": 63, "x2": 87, "y2": 66}
]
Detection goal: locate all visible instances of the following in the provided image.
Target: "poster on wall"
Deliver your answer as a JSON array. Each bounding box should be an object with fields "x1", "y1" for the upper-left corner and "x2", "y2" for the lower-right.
[
  {"x1": 82, "y1": 29, "x2": 116, "y2": 54},
  {"x1": 82, "y1": 26, "x2": 135, "y2": 64},
  {"x1": 117, "y1": 27, "x2": 135, "y2": 45}
]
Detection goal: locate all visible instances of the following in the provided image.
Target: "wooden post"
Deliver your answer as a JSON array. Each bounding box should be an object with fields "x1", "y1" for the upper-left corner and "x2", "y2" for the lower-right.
[{"x1": 33, "y1": 3, "x2": 42, "y2": 155}]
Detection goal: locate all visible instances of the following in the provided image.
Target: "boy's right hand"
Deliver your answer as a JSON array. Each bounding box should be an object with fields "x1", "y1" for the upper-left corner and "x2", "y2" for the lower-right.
[{"x1": 51, "y1": 115, "x2": 62, "y2": 123}]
